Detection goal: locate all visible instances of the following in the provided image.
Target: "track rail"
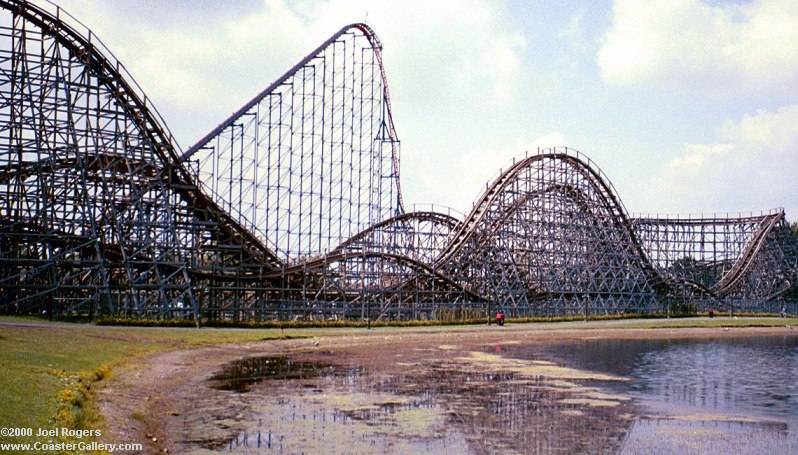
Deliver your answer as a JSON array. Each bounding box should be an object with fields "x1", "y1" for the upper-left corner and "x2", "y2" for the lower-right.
[
  {"x1": 264, "y1": 250, "x2": 485, "y2": 301},
  {"x1": 332, "y1": 211, "x2": 460, "y2": 253},
  {"x1": 2, "y1": 0, "x2": 282, "y2": 268},
  {"x1": 713, "y1": 213, "x2": 783, "y2": 296}
]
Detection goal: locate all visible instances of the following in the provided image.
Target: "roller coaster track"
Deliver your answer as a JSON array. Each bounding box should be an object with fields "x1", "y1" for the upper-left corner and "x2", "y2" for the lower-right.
[
  {"x1": 0, "y1": 1, "x2": 795, "y2": 319},
  {"x1": 179, "y1": 22, "x2": 403, "y2": 262},
  {"x1": 180, "y1": 23, "x2": 403, "y2": 203},
  {"x1": 712, "y1": 213, "x2": 785, "y2": 296},
  {"x1": 264, "y1": 250, "x2": 484, "y2": 301},
  {"x1": 332, "y1": 211, "x2": 460, "y2": 253},
  {"x1": 631, "y1": 212, "x2": 796, "y2": 301},
  {"x1": 0, "y1": 0, "x2": 281, "y2": 269},
  {"x1": 433, "y1": 152, "x2": 663, "y2": 285}
]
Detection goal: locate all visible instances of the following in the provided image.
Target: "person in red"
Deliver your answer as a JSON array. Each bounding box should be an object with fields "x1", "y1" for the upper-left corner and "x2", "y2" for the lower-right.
[{"x1": 496, "y1": 310, "x2": 505, "y2": 326}]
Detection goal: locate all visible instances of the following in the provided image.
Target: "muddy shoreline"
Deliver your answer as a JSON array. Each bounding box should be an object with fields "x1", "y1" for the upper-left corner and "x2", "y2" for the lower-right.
[{"x1": 97, "y1": 325, "x2": 797, "y2": 453}]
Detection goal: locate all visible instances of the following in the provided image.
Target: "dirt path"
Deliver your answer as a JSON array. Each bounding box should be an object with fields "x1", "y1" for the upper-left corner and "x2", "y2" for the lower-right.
[{"x1": 97, "y1": 325, "x2": 797, "y2": 453}]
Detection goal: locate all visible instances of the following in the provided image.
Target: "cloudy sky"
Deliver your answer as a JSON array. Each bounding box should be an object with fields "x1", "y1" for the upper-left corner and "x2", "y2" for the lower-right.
[{"x1": 57, "y1": 0, "x2": 798, "y2": 219}]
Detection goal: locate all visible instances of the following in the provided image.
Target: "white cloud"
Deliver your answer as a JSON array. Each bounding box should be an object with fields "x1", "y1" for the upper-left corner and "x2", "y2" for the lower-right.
[
  {"x1": 403, "y1": 131, "x2": 569, "y2": 214},
  {"x1": 53, "y1": 0, "x2": 535, "y2": 215},
  {"x1": 597, "y1": 0, "x2": 798, "y2": 96},
  {"x1": 56, "y1": 0, "x2": 526, "y2": 145},
  {"x1": 559, "y1": 10, "x2": 588, "y2": 55},
  {"x1": 648, "y1": 104, "x2": 798, "y2": 216}
]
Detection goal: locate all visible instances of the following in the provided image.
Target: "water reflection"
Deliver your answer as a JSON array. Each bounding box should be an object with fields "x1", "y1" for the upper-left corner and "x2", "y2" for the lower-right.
[
  {"x1": 630, "y1": 339, "x2": 798, "y2": 418},
  {"x1": 194, "y1": 353, "x2": 634, "y2": 453},
  {"x1": 517, "y1": 335, "x2": 798, "y2": 454},
  {"x1": 527, "y1": 336, "x2": 798, "y2": 420},
  {"x1": 416, "y1": 367, "x2": 632, "y2": 454},
  {"x1": 223, "y1": 393, "x2": 469, "y2": 454},
  {"x1": 187, "y1": 335, "x2": 798, "y2": 454},
  {"x1": 620, "y1": 418, "x2": 797, "y2": 454},
  {"x1": 208, "y1": 356, "x2": 362, "y2": 393}
]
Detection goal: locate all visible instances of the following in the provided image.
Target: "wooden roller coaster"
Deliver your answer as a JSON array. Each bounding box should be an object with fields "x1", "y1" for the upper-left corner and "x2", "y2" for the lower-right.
[{"x1": 1, "y1": 0, "x2": 796, "y2": 320}]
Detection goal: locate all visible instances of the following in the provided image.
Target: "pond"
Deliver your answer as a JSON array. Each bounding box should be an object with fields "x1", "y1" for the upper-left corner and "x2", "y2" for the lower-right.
[{"x1": 184, "y1": 335, "x2": 798, "y2": 454}]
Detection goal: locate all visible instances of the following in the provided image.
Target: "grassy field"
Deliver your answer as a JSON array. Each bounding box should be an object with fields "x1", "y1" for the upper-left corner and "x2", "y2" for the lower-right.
[
  {"x1": 0, "y1": 315, "x2": 796, "y2": 452},
  {"x1": 0, "y1": 319, "x2": 322, "y2": 451}
]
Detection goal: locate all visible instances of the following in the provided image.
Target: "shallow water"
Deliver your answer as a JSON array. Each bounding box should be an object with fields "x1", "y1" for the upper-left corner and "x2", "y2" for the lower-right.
[
  {"x1": 530, "y1": 336, "x2": 798, "y2": 420},
  {"x1": 185, "y1": 335, "x2": 798, "y2": 454},
  {"x1": 527, "y1": 335, "x2": 798, "y2": 453},
  {"x1": 208, "y1": 356, "x2": 361, "y2": 393}
]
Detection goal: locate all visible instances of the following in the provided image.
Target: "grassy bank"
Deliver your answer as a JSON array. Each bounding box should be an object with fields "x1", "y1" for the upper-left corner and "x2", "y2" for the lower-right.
[
  {"x1": 94, "y1": 311, "x2": 789, "y2": 329},
  {"x1": 618, "y1": 316, "x2": 798, "y2": 330},
  {"x1": 0, "y1": 320, "x2": 315, "y2": 451}
]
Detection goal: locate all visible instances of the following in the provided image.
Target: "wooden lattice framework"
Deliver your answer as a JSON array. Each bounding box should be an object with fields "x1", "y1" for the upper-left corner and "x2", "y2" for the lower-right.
[{"x1": 1, "y1": 0, "x2": 796, "y2": 320}]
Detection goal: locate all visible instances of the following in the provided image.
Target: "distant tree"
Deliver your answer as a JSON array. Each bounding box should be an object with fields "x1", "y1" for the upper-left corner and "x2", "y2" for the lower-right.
[
  {"x1": 669, "y1": 255, "x2": 718, "y2": 288},
  {"x1": 669, "y1": 256, "x2": 697, "y2": 274}
]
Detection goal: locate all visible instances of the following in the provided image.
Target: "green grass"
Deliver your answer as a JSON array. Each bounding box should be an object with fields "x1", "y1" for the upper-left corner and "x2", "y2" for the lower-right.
[
  {"x1": 616, "y1": 316, "x2": 798, "y2": 330},
  {"x1": 0, "y1": 320, "x2": 317, "y2": 450},
  {"x1": 94, "y1": 311, "x2": 792, "y2": 329}
]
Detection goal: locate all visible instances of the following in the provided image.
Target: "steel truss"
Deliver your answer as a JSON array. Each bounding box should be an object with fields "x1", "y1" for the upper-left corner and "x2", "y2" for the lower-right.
[{"x1": 1, "y1": 0, "x2": 796, "y2": 320}]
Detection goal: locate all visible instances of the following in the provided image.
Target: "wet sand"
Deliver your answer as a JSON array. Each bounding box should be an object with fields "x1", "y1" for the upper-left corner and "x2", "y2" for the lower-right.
[{"x1": 97, "y1": 324, "x2": 798, "y2": 454}]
